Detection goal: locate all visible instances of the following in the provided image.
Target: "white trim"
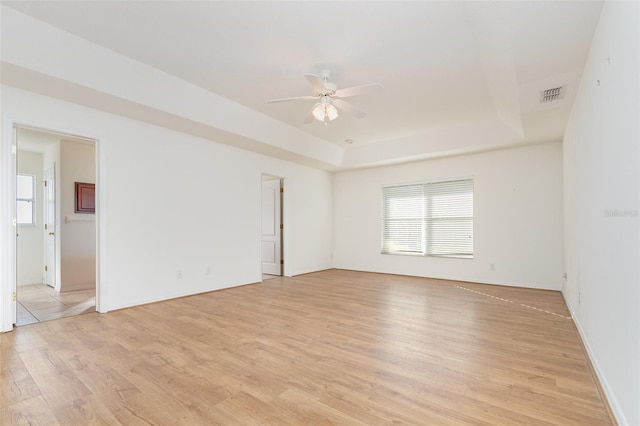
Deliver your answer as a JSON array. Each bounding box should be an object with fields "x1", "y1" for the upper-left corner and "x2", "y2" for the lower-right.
[
  {"x1": 333, "y1": 267, "x2": 560, "y2": 291},
  {"x1": 281, "y1": 177, "x2": 292, "y2": 277},
  {"x1": 95, "y1": 138, "x2": 108, "y2": 313},
  {"x1": 0, "y1": 117, "x2": 106, "y2": 333},
  {"x1": 0, "y1": 117, "x2": 18, "y2": 332}
]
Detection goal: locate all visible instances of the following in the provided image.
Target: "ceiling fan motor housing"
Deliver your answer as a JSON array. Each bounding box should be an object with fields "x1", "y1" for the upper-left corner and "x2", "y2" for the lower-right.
[
  {"x1": 321, "y1": 82, "x2": 337, "y2": 95},
  {"x1": 316, "y1": 69, "x2": 337, "y2": 96}
]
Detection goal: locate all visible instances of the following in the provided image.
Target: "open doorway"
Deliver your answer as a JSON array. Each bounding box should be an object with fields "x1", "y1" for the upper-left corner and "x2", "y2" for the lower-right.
[
  {"x1": 15, "y1": 127, "x2": 97, "y2": 326},
  {"x1": 261, "y1": 175, "x2": 283, "y2": 281}
]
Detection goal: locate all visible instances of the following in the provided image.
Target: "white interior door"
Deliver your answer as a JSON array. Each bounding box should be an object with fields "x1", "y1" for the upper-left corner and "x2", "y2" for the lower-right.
[
  {"x1": 261, "y1": 178, "x2": 281, "y2": 276},
  {"x1": 44, "y1": 165, "x2": 56, "y2": 288}
]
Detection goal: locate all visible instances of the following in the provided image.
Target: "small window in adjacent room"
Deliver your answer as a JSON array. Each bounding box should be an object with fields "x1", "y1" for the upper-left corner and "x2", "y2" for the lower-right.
[
  {"x1": 382, "y1": 178, "x2": 474, "y2": 258},
  {"x1": 17, "y1": 174, "x2": 36, "y2": 225}
]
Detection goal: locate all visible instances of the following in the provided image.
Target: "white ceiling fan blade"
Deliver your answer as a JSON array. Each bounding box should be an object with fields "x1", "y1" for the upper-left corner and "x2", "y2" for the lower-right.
[
  {"x1": 267, "y1": 95, "x2": 316, "y2": 103},
  {"x1": 334, "y1": 83, "x2": 384, "y2": 99},
  {"x1": 333, "y1": 99, "x2": 367, "y2": 119},
  {"x1": 303, "y1": 110, "x2": 314, "y2": 124},
  {"x1": 305, "y1": 74, "x2": 325, "y2": 93}
]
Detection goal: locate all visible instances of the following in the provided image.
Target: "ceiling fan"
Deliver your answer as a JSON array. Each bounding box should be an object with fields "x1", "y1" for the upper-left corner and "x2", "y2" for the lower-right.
[{"x1": 267, "y1": 70, "x2": 383, "y2": 125}]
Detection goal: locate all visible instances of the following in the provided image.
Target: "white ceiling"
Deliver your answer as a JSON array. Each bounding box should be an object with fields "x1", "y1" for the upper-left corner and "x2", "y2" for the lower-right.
[
  {"x1": 16, "y1": 127, "x2": 59, "y2": 153},
  {"x1": 2, "y1": 1, "x2": 603, "y2": 169},
  {"x1": 16, "y1": 126, "x2": 95, "y2": 153}
]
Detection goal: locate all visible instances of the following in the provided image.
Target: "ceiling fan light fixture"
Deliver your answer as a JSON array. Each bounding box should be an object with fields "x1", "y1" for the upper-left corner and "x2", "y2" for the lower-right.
[
  {"x1": 326, "y1": 104, "x2": 339, "y2": 121},
  {"x1": 312, "y1": 103, "x2": 325, "y2": 121},
  {"x1": 311, "y1": 101, "x2": 339, "y2": 123}
]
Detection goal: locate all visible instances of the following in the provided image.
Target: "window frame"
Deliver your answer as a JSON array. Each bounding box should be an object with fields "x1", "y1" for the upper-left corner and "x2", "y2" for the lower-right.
[
  {"x1": 16, "y1": 173, "x2": 36, "y2": 226},
  {"x1": 381, "y1": 177, "x2": 474, "y2": 259}
]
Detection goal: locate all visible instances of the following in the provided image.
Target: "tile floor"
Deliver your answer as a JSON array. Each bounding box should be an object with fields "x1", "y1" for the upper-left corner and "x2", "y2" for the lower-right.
[{"x1": 16, "y1": 284, "x2": 95, "y2": 326}]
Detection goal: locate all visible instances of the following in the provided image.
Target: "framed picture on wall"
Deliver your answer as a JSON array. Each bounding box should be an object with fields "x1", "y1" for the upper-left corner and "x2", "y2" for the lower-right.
[{"x1": 75, "y1": 182, "x2": 95, "y2": 214}]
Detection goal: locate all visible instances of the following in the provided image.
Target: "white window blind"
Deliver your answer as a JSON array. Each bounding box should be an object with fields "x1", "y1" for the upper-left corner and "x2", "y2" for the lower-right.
[
  {"x1": 17, "y1": 174, "x2": 36, "y2": 225},
  {"x1": 382, "y1": 178, "x2": 473, "y2": 258}
]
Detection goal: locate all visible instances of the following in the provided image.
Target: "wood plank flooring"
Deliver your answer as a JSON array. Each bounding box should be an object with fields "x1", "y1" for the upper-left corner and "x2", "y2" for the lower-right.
[{"x1": 1, "y1": 270, "x2": 612, "y2": 425}]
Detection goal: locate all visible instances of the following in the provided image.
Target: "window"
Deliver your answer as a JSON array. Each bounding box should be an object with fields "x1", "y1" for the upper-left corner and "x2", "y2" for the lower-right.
[
  {"x1": 382, "y1": 178, "x2": 473, "y2": 258},
  {"x1": 17, "y1": 174, "x2": 36, "y2": 225}
]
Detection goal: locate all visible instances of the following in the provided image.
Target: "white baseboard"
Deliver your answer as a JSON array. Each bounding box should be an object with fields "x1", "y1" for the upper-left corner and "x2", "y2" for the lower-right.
[
  {"x1": 60, "y1": 282, "x2": 95, "y2": 293},
  {"x1": 17, "y1": 278, "x2": 43, "y2": 286},
  {"x1": 564, "y1": 296, "x2": 626, "y2": 425}
]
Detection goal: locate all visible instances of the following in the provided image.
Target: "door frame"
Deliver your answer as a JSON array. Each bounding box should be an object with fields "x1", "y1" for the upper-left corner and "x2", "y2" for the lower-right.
[
  {"x1": 1, "y1": 117, "x2": 106, "y2": 332},
  {"x1": 260, "y1": 174, "x2": 291, "y2": 278},
  {"x1": 43, "y1": 164, "x2": 56, "y2": 288}
]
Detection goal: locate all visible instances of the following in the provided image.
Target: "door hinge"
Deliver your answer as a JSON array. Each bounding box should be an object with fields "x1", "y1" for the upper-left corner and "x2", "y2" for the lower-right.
[
  {"x1": 12, "y1": 292, "x2": 16, "y2": 302},
  {"x1": 44, "y1": 180, "x2": 47, "y2": 187},
  {"x1": 280, "y1": 259, "x2": 284, "y2": 265},
  {"x1": 280, "y1": 224, "x2": 283, "y2": 229},
  {"x1": 44, "y1": 265, "x2": 48, "y2": 272},
  {"x1": 44, "y1": 223, "x2": 48, "y2": 230},
  {"x1": 12, "y1": 219, "x2": 17, "y2": 227},
  {"x1": 280, "y1": 187, "x2": 283, "y2": 193},
  {"x1": 12, "y1": 145, "x2": 17, "y2": 155}
]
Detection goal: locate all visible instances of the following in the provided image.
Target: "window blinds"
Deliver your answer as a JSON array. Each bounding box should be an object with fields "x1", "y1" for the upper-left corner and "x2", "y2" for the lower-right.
[
  {"x1": 16, "y1": 174, "x2": 35, "y2": 225},
  {"x1": 382, "y1": 179, "x2": 473, "y2": 258}
]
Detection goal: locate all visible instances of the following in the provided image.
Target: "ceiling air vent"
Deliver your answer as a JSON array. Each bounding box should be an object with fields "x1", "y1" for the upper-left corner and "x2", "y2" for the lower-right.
[{"x1": 540, "y1": 86, "x2": 566, "y2": 103}]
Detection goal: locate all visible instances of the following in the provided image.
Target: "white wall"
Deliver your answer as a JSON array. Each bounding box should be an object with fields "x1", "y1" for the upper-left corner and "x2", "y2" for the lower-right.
[
  {"x1": 1, "y1": 86, "x2": 333, "y2": 313},
  {"x1": 563, "y1": 1, "x2": 639, "y2": 424},
  {"x1": 334, "y1": 142, "x2": 563, "y2": 290},
  {"x1": 60, "y1": 139, "x2": 96, "y2": 292},
  {"x1": 16, "y1": 149, "x2": 44, "y2": 286}
]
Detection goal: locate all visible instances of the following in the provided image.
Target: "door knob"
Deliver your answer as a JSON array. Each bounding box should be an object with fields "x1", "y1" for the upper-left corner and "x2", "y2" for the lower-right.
[{"x1": 48, "y1": 232, "x2": 55, "y2": 236}]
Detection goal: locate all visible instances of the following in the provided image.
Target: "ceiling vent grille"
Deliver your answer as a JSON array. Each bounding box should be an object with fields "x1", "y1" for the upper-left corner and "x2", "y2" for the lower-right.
[{"x1": 540, "y1": 86, "x2": 566, "y2": 103}]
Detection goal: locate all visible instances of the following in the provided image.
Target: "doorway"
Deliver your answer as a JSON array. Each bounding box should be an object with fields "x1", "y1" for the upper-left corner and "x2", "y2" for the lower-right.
[
  {"x1": 14, "y1": 127, "x2": 97, "y2": 326},
  {"x1": 261, "y1": 175, "x2": 283, "y2": 280}
]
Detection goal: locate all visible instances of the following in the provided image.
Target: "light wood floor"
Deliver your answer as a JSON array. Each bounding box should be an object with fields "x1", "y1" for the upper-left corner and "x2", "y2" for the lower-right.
[
  {"x1": 262, "y1": 274, "x2": 280, "y2": 281},
  {"x1": 1, "y1": 270, "x2": 612, "y2": 425},
  {"x1": 16, "y1": 284, "x2": 95, "y2": 326}
]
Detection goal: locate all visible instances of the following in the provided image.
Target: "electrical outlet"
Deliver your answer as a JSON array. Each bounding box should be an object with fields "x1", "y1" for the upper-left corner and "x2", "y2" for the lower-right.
[
  {"x1": 177, "y1": 270, "x2": 183, "y2": 279},
  {"x1": 489, "y1": 263, "x2": 496, "y2": 270}
]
